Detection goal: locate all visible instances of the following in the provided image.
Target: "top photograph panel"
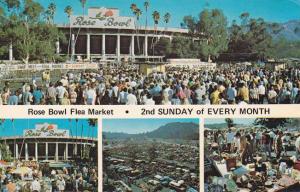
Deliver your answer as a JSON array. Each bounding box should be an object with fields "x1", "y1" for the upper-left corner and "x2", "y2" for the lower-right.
[{"x1": 0, "y1": 0, "x2": 299, "y2": 105}]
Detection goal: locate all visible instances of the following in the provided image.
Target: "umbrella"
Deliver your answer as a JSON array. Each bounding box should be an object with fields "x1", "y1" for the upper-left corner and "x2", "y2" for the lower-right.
[{"x1": 12, "y1": 167, "x2": 32, "y2": 175}]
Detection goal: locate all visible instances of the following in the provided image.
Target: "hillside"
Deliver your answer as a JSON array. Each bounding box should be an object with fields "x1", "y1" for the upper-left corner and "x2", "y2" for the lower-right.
[
  {"x1": 205, "y1": 123, "x2": 245, "y2": 130},
  {"x1": 273, "y1": 20, "x2": 300, "y2": 41},
  {"x1": 103, "y1": 122, "x2": 199, "y2": 140}
]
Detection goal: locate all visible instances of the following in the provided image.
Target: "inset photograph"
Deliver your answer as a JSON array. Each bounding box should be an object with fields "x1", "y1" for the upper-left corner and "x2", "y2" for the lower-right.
[
  {"x1": 0, "y1": 118, "x2": 98, "y2": 191},
  {"x1": 103, "y1": 118, "x2": 199, "y2": 192},
  {"x1": 204, "y1": 118, "x2": 300, "y2": 192}
]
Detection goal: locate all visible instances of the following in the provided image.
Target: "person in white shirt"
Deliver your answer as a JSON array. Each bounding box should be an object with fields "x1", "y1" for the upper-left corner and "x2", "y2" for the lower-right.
[
  {"x1": 84, "y1": 85, "x2": 97, "y2": 105},
  {"x1": 233, "y1": 132, "x2": 241, "y2": 153},
  {"x1": 161, "y1": 94, "x2": 171, "y2": 105},
  {"x1": 126, "y1": 89, "x2": 137, "y2": 105},
  {"x1": 56, "y1": 82, "x2": 67, "y2": 105},
  {"x1": 144, "y1": 94, "x2": 155, "y2": 105},
  {"x1": 119, "y1": 88, "x2": 128, "y2": 104},
  {"x1": 258, "y1": 82, "x2": 266, "y2": 104},
  {"x1": 57, "y1": 177, "x2": 66, "y2": 192},
  {"x1": 31, "y1": 178, "x2": 41, "y2": 192},
  {"x1": 268, "y1": 86, "x2": 277, "y2": 104},
  {"x1": 60, "y1": 76, "x2": 69, "y2": 87}
]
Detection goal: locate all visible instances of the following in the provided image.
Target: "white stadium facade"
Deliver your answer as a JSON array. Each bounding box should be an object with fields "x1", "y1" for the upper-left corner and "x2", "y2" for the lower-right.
[
  {"x1": 57, "y1": 7, "x2": 189, "y2": 62},
  {"x1": 0, "y1": 123, "x2": 97, "y2": 162}
]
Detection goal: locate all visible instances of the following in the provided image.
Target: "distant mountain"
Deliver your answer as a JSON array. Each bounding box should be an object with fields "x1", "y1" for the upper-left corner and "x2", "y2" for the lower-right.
[
  {"x1": 205, "y1": 123, "x2": 246, "y2": 129},
  {"x1": 103, "y1": 122, "x2": 199, "y2": 140},
  {"x1": 273, "y1": 20, "x2": 300, "y2": 41}
]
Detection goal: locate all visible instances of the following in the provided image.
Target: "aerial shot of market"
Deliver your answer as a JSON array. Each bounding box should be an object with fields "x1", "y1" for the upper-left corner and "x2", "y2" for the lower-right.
[
  {"x1": 102, "y1": 118, "x2": 199, "y2": 192},
  {"x1": 0, "y1": 119, "x2": 98, "y2": 191},
  {"x1": 204, "y1": 118, "x2": 300, "y2": 192},
  {"x1": 0, "y1": 0, "x2": 300, "y2": 105}
]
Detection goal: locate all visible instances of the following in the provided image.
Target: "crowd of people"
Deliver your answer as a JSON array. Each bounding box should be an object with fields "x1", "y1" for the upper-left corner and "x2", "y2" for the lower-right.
[
  {"x1": 0, "y1": 160, "x2": 98, "y2": 192},
  {"x1": 204, "y1": 123, "x2": 300, "y2": 191},
  {"x1": 1, "y1": 65, "x2": 300, "y2": 105},
  {"x1": 205, "y1": 127, "x2": 299, "y2": 165}
]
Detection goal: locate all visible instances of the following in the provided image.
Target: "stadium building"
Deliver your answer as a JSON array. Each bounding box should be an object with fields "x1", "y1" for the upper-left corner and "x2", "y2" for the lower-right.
[
  {"x1": 57, "y1": 7, "x2": 189, "y2": 62},
  {"x1": 0, "y1": 123, "x2": 97, "y2": 161}
]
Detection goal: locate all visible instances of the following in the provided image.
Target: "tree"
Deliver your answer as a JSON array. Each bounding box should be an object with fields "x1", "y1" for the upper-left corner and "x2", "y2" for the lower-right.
[
  {"x1": 167, "y1": 36, "x2": 198, "y2": 58},
  {"x1": 0, "y1": 143, "x2": 13, "y2": 162},
  {"x1": 88, "y1": 118, "x2": 97, "y2": 140},
  {"x1": 198, "y1": 9, "x2": 228, "y2": 62},
  {"x1": 182, "y1": 15, "x2": 198, "y2": 36},
  {"x1": 64, "y1": 5, "x2": 73, "y2": 58},
  {"x1": 0, "y1": 0, "x2": 65, "y2": 65},
  {"x1": 266, "y1": 37, "x2": 300, "y2": 59},
  {"x1": 182, "y1": 9, "x2": 228, "y2": 61},
  {"x1": 225, "y1": 118, "x2": 234, "y2": 128},
  {"x1": 130, "y1": 4, "x2": 142, "y2": 54},
  {"x1": 152, "y1": 11, "x2": 160, "y2": 30},
  {"x1": 151, "y1": 10, "x2": 160, "y2": 55},
  {"x1": 4, "y1": 0, "x2": 20, "y2": 12},
  {"x1": 44, "y1": 3, "x2": 56, "y2": 24},
  {"x1": 163, "y1": 12, "x2": 171, "y2": 30},
  {"x1": 155, "y1": 37, "x2": 171, "y2": 57},
  {"x1": 88, "y1": 118, "x2": 98, "y2": 127},
  {"x1": 254, "y1": 118, "x2": 288, "y2": 129},
  {"x1": 74, "y1": 0, "x2": 87, "y2": 57},
  {"x1": 144, "y1": 1, "x2": 150, "y2": 30},
  {"x1": 226, "y1": 13, "x2": 280, "y2": 61}
]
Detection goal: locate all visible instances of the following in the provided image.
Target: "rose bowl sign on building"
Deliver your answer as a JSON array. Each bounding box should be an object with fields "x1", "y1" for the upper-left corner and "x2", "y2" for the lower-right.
[
  {"x1": 70, "y1": 7, "x2": 135, "y2": 29},
  {"x1": 23, "y1": 123, "x2": 69, "y2": 137}
]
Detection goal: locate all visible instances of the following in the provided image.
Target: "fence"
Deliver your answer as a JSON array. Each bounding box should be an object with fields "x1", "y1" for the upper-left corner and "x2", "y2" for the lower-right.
[{"x1": 0, "y1": 62, "x2": 99, "y2": 72}]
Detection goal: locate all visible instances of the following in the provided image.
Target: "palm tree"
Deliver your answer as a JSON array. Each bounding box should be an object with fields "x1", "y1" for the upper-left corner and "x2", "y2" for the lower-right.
[
  {"x1": 144, "y1": 1, "x2": 150, "y2": 30},
  {"x1": 64, "y1": 5, "x2": 73, "y2": 59},
  {"x1": 88, "y1": 118, "x2": 98, "y2": 128},
  {"x1": 152, "y1": 11, "x2": 160, "y2": 31},
  {"x1": 130, "y1": 3, "x2": 137, "y2": 13},
  {"x1": 88, "y1": 118, "x2": 97, "y2": 144},
  {"x1": 225, "y1": 118, "x2": 234, "y2": 128},
  {"x1": 151, "y1": 11, "x2": 160, "y2": 55},
  {"x1": 75, "y1": 119, "x2": 78, "y2": 158},
  {"x1": 48, "y1": 3, "x2": 56, "y2": 24},
  {"x1": 74, "y1": 0, "x2": 87, "y2": 58},
  {"x1": 130, "y1": 4, "x2": 142, "y2": 54},
  {"x1": 11, "y1": 119, "x2": 16, "y2": 160},
  {"x1": 163, "y1": 12, "x2": 171, "y2": 31}
]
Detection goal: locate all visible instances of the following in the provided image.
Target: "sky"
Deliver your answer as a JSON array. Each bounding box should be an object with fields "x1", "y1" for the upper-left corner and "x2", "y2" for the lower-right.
[
  {"x1": 0, "y1": 119, "x2": 97, "y2": 138},
  {"x1": 35, "y1": 0, "x2": 300, "y2": 28},
  {"x1": 205, "y1": 118, "x2": 255, "y2": 125},
  {"x1": 102, "y1": 118, "x2": 199, "y2": 134}
]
